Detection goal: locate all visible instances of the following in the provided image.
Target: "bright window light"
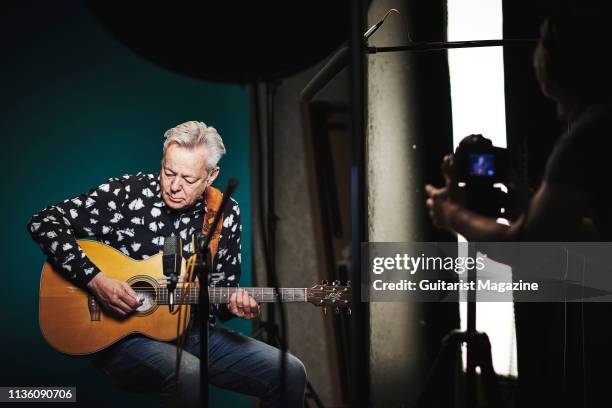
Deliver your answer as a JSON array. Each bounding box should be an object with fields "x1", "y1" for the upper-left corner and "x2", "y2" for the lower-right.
[{"x1": 447, "y1": 0, "x2": 518, "y2": 377}]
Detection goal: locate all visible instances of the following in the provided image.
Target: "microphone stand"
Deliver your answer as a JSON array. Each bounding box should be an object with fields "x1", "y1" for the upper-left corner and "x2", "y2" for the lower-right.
[{"x1": 194, "y1": 178, "x2": 239, "y2": 408}]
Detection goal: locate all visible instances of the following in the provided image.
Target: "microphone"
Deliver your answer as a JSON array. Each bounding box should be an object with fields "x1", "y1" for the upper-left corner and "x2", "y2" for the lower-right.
[{"x1": 163, "y1": 235, "x2": 182, "y2": 312}]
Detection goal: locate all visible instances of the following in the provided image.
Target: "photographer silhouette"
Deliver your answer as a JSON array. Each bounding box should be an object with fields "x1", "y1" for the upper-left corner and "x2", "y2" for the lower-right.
[
  {"x1": 425, "y1": 6, "x2": 612, "y2": 407},
  {"x1": 426, "y1": 8, "x2": 612, "y2": 242}
]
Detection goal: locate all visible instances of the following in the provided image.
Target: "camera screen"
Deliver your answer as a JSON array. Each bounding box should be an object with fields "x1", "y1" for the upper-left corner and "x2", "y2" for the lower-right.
[{"x1": 469, "y1": 154, "x2": 494, "y2": 177}]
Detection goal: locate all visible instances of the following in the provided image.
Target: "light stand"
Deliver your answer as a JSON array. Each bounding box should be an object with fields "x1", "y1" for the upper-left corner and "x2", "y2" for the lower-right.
[{"x1": 253, "y1": 76, "x2": 328, "y2": 407}]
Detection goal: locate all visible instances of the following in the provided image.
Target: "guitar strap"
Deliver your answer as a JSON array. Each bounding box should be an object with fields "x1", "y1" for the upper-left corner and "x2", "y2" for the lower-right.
[{"x1": 202, "y1": 186, "x2": 224, "y2": 261}]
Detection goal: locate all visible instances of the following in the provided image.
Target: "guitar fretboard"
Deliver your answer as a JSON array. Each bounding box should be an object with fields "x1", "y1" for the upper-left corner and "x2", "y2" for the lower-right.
[{"x1": 156, "y1": 287, "x2": 308, "y2": 305}]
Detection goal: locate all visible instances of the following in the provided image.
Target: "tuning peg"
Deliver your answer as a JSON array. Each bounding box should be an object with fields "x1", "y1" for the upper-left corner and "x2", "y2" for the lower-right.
[
  {"x1": 348, "y1": 307, "x2": 352, "y2": 316},
  {"x1": 321, "y1": 279, "x2": 328, "y2": 285},
  {"x1": 333, "y1": 280, "x2": 340, "y2": 286},
  {"x1": 334, "y1": 306, "x2": 341, "y2": 315},
  {"x1": 323, "y1": 306, "x2": 327, "y2": 316},
  {"x1": 346, "y1": 280, "x2": 351, "y2": 286}
]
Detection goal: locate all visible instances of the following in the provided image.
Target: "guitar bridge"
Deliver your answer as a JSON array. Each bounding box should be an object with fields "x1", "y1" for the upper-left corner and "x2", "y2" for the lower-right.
[{"x1": 88, "y1": 295, "x2": 101, "y2": 321}]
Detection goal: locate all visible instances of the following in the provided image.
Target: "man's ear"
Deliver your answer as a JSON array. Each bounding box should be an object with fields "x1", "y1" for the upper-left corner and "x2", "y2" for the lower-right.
[{"x1": 206, "y1": 167, "x2": 220, "y2": 187}]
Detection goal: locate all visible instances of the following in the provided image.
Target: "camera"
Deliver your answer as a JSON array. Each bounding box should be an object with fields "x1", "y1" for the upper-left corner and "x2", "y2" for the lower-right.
[{"x1": 449, "y1": 134, "x2": 511, "y2": 218}]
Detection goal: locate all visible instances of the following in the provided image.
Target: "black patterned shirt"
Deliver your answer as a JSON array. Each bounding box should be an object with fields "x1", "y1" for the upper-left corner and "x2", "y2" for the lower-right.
[{"x1": 27, "y1": 172, "x2": 241, "y2": 319}]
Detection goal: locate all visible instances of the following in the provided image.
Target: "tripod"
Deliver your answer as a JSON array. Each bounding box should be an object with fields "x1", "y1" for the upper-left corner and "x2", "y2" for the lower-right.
[
  {"x1": 416, "y1": 243, "x2": 502, "y2": 408},
  {"x1": 252, "y1": 320, "x2": 325, "y2": 408}
]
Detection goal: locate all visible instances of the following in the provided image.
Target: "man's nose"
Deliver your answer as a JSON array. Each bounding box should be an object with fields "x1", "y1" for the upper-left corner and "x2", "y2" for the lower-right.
[{"x1": 170, "y1": 178, "x2": 182, "y2": 192}]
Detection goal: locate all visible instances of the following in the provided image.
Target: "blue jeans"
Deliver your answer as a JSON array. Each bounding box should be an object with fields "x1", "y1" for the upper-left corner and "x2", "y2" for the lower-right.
[{"x1": 92, "y1": 323, "x2": 307, "y2": 407}]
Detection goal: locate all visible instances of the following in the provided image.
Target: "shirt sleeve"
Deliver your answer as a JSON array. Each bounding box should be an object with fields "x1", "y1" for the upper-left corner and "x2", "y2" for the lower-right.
[
  {"x1": 27, "y1": 176, "x2": 130, "y2": 288},
  {"x1": 211, "y1": 199, "x2": 242, "y2": 322}
]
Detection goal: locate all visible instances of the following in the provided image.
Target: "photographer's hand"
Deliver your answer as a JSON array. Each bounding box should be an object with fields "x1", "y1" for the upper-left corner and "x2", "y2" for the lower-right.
[
  {"x1": 425, "y1": 153, "x2": 512, "y2": 240},
  {"x1": 425, "y1": 182, "x2": 509, "y2": 240}
]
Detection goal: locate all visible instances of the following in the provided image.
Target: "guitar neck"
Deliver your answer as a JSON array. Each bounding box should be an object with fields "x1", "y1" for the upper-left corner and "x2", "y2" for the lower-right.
[{"x1": 157, "y1": 287, "x2": 308, "y2": 305}]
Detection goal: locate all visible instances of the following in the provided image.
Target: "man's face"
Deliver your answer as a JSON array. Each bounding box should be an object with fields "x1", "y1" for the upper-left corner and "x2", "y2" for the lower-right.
[
  {"x1": 160, "y1": 143, "x2": 219, "y2": 211},
  {"x1": 533, "y1": 38, "x2": 573, "y2": 120}
]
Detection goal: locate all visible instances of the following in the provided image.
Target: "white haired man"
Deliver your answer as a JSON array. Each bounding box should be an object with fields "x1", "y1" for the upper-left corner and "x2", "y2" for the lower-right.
[{"x1": 28, "y1": 121, "x2": 306, "y2": 407}]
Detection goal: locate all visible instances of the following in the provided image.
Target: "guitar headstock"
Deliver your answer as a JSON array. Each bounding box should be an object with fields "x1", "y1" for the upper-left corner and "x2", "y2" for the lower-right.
[{"x1": 307, "y1": 280, "x2": 351, "y2": 315}]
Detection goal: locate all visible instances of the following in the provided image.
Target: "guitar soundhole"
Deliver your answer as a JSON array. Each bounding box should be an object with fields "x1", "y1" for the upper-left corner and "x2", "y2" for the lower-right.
[{"x1": 131, "y1": 280, "x2": 158, "y2": 316}]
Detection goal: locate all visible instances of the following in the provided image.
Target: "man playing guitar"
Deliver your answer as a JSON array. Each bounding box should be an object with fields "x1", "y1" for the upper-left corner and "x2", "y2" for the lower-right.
[{"x1": 28, "y1": 121, "x2": 307, "y2": 407}]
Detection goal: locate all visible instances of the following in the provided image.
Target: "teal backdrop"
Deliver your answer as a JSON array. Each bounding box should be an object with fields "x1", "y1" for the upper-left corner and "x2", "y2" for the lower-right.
[{"x1": 1, "y1": 2, "x2": 252, "y2": 407}]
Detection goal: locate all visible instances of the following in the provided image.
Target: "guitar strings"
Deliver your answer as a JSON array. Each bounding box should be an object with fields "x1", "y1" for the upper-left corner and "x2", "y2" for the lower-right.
[{"x1": 132, "y1": 288, "x2": 328, "y2": 292}]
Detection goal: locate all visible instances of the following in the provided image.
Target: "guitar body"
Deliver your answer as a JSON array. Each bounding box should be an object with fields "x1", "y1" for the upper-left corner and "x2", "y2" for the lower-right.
[{"x1": 39, "y1": 240, "x2": 190, "y2": 355}]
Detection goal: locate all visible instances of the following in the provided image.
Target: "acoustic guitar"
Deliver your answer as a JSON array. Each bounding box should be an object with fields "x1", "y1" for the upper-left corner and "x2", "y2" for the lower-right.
[{"x1": 39, "y1": 240, "x2": 350, "y2": 355}]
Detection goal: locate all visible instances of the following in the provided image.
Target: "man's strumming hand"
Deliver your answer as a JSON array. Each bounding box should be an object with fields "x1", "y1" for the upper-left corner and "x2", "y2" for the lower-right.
[{"x1": 87, "y1": 272, "x2": 142, "y2": 317}]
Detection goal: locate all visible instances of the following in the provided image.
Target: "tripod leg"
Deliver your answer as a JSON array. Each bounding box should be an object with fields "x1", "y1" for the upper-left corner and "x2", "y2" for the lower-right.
[
  {"x1": 471, "y1": 332, "x2": 502, "y2": 408},
  {"x1": 416, "y1": 330, "x2": 465, "y2": 408},
  {"x1": 467, "y1": 336, "x2": 478, "y2": 408}
]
